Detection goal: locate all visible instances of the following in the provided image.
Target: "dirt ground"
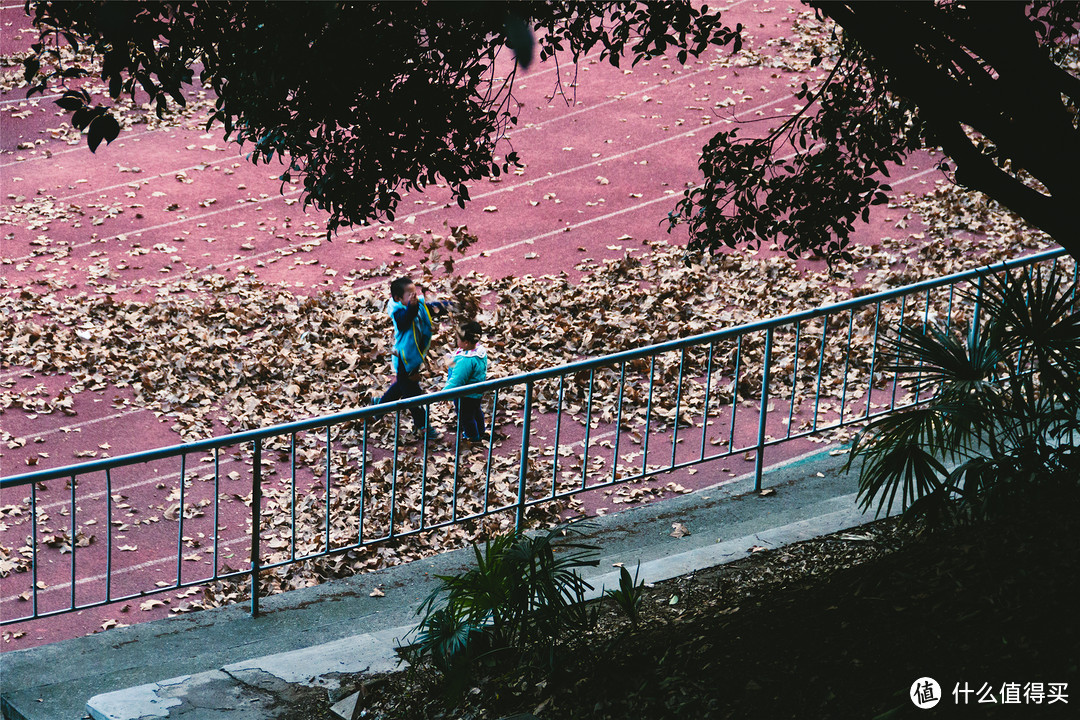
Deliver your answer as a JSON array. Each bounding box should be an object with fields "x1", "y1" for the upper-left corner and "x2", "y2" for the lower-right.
[{"x1": 314, "y1": 494, "x2": 1079, "y2": 720}]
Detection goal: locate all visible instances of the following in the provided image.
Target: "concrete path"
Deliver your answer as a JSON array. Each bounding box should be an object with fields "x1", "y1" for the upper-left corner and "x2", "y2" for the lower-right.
[{"x1": 1, "y1": 446, "x2": 881, "y2": 720}]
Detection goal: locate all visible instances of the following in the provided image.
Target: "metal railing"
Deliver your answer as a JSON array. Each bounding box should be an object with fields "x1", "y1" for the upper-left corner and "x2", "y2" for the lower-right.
[{"x1": 1, "y1": 247, "x2": 1073, "y2": 624}]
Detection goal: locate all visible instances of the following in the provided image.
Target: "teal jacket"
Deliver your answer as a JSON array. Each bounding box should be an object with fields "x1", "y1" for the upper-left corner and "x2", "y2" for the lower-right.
[
  {"x1": 444, "y1": 346, "x2": 489, "y2": 399},
  {"x1": 387, "y1": 298, "x2": 435, "y2": 375}
]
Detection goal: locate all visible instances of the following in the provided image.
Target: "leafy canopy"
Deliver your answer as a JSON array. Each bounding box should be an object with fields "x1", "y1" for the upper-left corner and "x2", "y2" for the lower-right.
[
  {"x1": 22, "y1": 0, "x2": 739, "y2": 235},
  {"x1": 672, "y1": 1, "x2": 1080, "y2": 261},
  {"x1": 24, "y1": 2, "x2": 1079, "y2": 260}
]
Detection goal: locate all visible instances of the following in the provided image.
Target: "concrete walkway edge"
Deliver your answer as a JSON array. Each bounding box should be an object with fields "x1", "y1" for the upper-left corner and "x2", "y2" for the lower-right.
[{"x1": 84, "y1": 496, "x2": 872, "y2": 720}]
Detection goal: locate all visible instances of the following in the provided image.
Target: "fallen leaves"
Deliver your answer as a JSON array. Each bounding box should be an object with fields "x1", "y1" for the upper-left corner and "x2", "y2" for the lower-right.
[
  {"x1": 670, "y1": 522, "x2": 691, "y2": 538},
  {"x1": 4, "y1": 219, "x2": 1056, "y2": 614}
]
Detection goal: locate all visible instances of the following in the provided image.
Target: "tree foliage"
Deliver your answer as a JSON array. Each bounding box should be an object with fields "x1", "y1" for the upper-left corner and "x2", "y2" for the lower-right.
[
  {"x1": 672, "y1": 1, "x2": 1080, "y2": 262},
  {"x1": 22, "y1": 2, "x2": 1080, "y2": 259},
  {"x1": 22, "y1": 0, "x2": 739, "y2": 235}
]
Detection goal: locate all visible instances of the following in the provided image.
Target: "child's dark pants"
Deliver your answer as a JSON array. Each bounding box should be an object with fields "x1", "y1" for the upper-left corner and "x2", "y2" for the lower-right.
[
  {"x1": 380, "y1": 370, "x2": 427, "y2": 429},
  {"x1": 456, "y1": 397, "x2": 486, "y2": 441}
]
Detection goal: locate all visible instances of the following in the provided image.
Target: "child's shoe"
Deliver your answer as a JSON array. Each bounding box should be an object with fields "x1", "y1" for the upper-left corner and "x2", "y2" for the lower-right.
[{"x1": 414, "y1": 426, "x2": 441, "y2": 443}]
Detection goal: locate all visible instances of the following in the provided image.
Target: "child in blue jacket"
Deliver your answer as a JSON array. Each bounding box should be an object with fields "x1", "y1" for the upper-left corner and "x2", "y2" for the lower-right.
[
  {"x1": 444, "y1": 319, "x2": 488, "y2": 442},
  {"x1": 377, "y1": 276, "x2": 449, "y2": 440}
]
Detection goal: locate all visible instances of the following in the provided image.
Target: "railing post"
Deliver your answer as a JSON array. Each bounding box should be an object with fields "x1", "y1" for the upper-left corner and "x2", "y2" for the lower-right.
[
  {"x1": 250, "y1": 438, "x2": 262, "y2": 618},
  {"x1": 30, "y1": 483, "x2": 38, "y2": 617},
  {"x1": 754, "y1": 328, "x2": 774, "y2": 493},
  {"x1": 515, "y1": 380, "x2": 534, "y2": 530},
  {"x1": 969, "y1": 275, "x2": 984, "y2": 347}
]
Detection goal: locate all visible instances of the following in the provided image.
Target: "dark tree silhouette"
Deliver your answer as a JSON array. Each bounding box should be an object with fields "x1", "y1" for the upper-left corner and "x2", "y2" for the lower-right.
[
  {"x1": 21, "y1": 2, "x2": 1080, "y2": 260},
  {"x1": 671, "y1": 1, "x2": 1080, "y2": 261},
  {"x1": 20, "y1": 0, "x2": 737, "y2": 234}
]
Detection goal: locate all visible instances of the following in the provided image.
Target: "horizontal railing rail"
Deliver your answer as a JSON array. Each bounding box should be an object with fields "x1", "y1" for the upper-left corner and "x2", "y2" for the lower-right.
[{"x1": 0, "y1": 245, "x2": 1073, "y2": 625}]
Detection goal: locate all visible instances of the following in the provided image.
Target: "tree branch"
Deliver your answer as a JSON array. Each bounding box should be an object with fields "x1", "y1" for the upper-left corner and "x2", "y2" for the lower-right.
[
  {"x1": 931, "y1": 118, "x2": 1079, "y2": 258},
  {"x1": 819, "y1": 1, "x2": 1079, "y2": 201}
]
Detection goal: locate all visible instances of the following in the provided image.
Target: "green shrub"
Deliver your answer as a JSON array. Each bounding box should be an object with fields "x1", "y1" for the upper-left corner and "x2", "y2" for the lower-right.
[
  {"x1": 847, "y1": 263, "x2": 1080, "y2": 525},
  {"x1": 405, "y1": 526, "x2": 599, "y2": 689}
]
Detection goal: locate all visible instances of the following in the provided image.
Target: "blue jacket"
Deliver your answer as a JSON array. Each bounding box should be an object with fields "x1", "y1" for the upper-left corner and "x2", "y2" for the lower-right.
[
  {"x1": 387, "y1": 298, "x2": 438, "y2": 375},
  {"x1": 444, "y1": 346, "x2": 489, "y2": 399}
]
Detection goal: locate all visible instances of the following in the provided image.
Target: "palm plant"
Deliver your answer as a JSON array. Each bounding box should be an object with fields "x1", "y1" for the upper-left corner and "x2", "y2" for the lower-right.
[
  {"x1": 846, "y1": 263, "x2": 1080, "y2": 525},
  {"x1": 405, "y1": 526, "x2": 599, "y2": 686}
]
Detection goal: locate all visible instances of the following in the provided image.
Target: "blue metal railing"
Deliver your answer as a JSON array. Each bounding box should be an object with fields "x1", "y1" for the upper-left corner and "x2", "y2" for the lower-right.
[{"x1": 0, "y1": 247, "x2": 1073, "y2": 624}]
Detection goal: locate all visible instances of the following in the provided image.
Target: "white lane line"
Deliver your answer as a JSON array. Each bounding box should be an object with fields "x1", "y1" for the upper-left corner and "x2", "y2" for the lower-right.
[
  {"x1": 521, "y1": 0, "x2": 769, "y2": 130},
  {"x1": 893, "y1": 165, "x2": 941, "y2": 185},
  {"x1": 526, "y1": 60, "x2": 736, "y2": 132},
  {"x1": 6, "y1": 187, "x2": 302, "y2": 263},
  {"x1": 0, "y1": 93, "x2": 61, "y2": 106},
  {"x1": 44, "y1": 156, "x2": 241, "y2": 202},
  {"x1": 0, "y1": 126, "x2": 167, "y2": 169},
  {"x1": 458, "y1": 163, "x2": 944, "y2": 262},
  {"x1": 0, "y1": 530, "x2": 252, "y2": 604},
  {"x1": 24, "y1": 454, "x2": 243, "y2": 513},
  {"x1": 5, "y1": 407, "x2": 147, "y2": 441}
]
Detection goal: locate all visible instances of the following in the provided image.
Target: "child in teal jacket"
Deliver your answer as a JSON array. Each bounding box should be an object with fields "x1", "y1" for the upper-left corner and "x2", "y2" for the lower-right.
[
  {"x1": 444, "y1": 320, "x2": 488, "y2": 442},
  {"x1": 377, "y1": 276, "x2": 449, "y2": 439}
]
